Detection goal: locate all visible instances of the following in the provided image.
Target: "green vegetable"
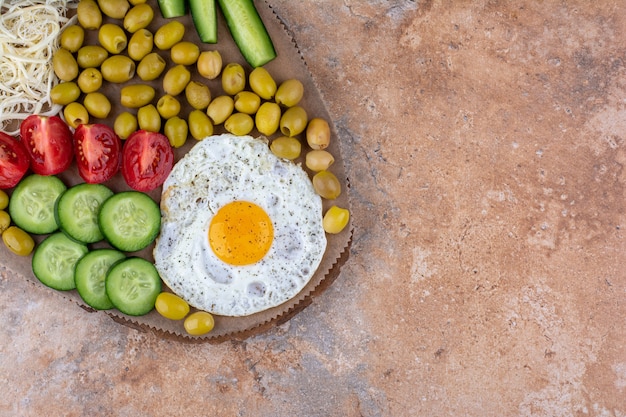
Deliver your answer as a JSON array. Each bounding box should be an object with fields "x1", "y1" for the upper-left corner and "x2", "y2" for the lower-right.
[
  {"x1": 189, "y1": 0, "x2": 218, "y2": 43},
  {"x1": 106, "y1": 257, "x2": 161, "y2": 316},
  {"x1": 157, "y1": 0, "x2": 186, "y2": 18},
  {"x1": 217, "y1": 0, "x2": 276, "y2": 67}
]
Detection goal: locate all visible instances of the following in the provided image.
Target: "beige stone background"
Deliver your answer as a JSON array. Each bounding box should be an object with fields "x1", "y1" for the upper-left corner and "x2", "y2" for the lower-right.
[{"x1": 2, "y1": 0, "x2": 626, "y2": 416}]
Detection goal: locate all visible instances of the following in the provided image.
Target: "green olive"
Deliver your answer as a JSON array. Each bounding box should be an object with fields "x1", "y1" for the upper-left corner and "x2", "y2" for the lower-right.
[
  {"x1": 137, "y1": 104, "x2": 161, "y2": 132},
  {"x1": 98, "y1": 23, "x2": 127, "y2": 54},
  {"x1": 254, "y1": 101, "x2": 281, "y2": 136},
  {"x1": 162, "y1": 64, "x2": 191, "y2": 96},
  {"x1": 156, "y1": 94, "x2": 181, "y2": 119},
  {"x1": 0, "y1": 210, "x2": 10, "y2": 235},
  {"x1": 306, "y1": 117, "x2": 330, "y2": 150},
  {"x1": 127, "y1": 29, "x2": 153, "y2": 61},
  {"x1": 305, "y1": 149, "x2": 334, "y2": 172},
  {"x1": 249, "y1": 67, "x2": 276, "y2": 100},
  {"x1": 120, "y1": 84, "x2": 156, "y2": 108},
  {"x1": 114, "y1": 112, "x2": 138, "y2": 139},
  {"x1": 164, "y1": 116, "x2": 188, "y2": 148},
  {"x1": 188, "y1": 109, "x2": 213, "y2": 140},
  {"x1": 77, "y1": 67, "x2": 103, "y2": 93},
  {"x1": 2, "y1": 226, "x2": 35, "y2": 256},
  {"x1": 83, "y1": 92, "x2": 111, "y2": 119},
  {"x1": 52, "y1": 48, "x2": 79, "y2": 82},
  {"x1": 50, "y1": 82, "x2": 81, "y2": 105},
  {"x1": 270, "y1": 136, "x2": 301, "y2": 160},
  {"x1": 63, "y1": 102, "x2": 89, "y2": 129},
  {"x1": 275, "y1": 79, "x2": 304, "y2": 107},
  {"x1": 197, "y1": 50, "x2": 222, "y2": 80},
  {"x1": 171, "y1": 41, "x2": 200, "y2": 66},
  {"x1": 123, "y1": 3, "x2": 153, "y2": 33},
  {"x1": 97, "y1": 0, "x2": 130, "y2": 19},
  {"x1": 101, "y1": 55, "x2": 135, "y2": 83},
  {"x1": 312, "y1": 170, "x2": 341, "y2": 200},
  {"x1": 77, "y1": 0, "x2": 102, "y2": 30},
  {"x1": 233, "y1": 91, "x2": 260, "y2": 115},
  {"x1": 0, "y1": 190, "x2": 8, "y2": 210},
  {"x1": 76, "y1": 45, "x2": 108, "y2": 68},
  {"x1": 154, "y1": 20, "x2": 185, "y2": 50},
  {"x1": 224, "y1": 113, "x2": 254, "y2": 136},
  {"x1": 206, "y1": 95, "x2": 234, "y2": 125},
  {"x1": 136, "y1": 52, "x2": 166, "y2": 81},
  {"x1": 221, "y1": 63, "x2": 246, "y2": 95},
  {"x1": 279, "y1": 105, "x2": 308, "y2": 137},
  {"x1": 322, "y1": 206, "x2": 350, "y2": 234},
  {"x1": 60, "y1": 25, "x2": 84, "y2": 53},
  {"x1": 185, "y1": 81, "x2": 211, "y2": 110}
]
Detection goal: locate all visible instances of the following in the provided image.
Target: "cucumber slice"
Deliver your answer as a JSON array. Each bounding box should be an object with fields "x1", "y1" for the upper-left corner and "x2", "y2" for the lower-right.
[
  {"x1": 217, "y1": 0, "x2": 276, "y2": 67},
  {"x1": 106, "y1": 257, "x2": 161, "y2": 316},
  {"x1": 56, "y1": 183, "x2": 114, "y2": 244},
  {"x1": 157, "y1": 0, "x2": 186, "y2": 18},
  {"x1": 32, "y1": 232, "x2": 89, "y2": 291},
  {"x1": 190, "y1": 0, "x2": 217, "y2": 43},
  {"x1": 98, "y1": 191, "x2": 161, "y2": 252},
  {"x1": 9, "y1": 174, "x2": 66, "y2": 234},
  {"x1": 74, "y1": 248, "x2": 126, "y2": 310}
]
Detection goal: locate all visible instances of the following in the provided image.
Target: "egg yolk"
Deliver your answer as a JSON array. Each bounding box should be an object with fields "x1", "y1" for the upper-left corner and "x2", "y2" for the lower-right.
[{"x1": 209, "y1": 201, "x2": 274, "y2": 266}]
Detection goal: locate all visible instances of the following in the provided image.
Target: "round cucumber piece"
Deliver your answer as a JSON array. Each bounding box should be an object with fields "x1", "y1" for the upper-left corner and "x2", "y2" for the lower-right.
[
  {"x1": 32, "y1": 232, "x2": 89, "y2": 291},
  {"x1": 56, "y1": 183, "x2": 114, "y2": 244},
  {"x1": 74, "y1": 248, "x2": 126, "y2": 310},
  {"x1": 9, "y1": 174, "x2": 66, "y2": 234},
  {"x1": 106, "y1": 257, "x2": 161, "y2": 316}
]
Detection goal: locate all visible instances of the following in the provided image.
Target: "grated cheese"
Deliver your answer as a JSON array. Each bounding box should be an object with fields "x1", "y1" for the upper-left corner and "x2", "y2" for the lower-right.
[{"x1": 0, "y1": 0, "x2": 76, "y2": 135}]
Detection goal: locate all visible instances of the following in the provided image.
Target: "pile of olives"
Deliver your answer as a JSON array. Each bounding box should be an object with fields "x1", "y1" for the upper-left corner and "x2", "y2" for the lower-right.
[{"x1": 0, "y1": 190, "x2": 35, "y2": 257}]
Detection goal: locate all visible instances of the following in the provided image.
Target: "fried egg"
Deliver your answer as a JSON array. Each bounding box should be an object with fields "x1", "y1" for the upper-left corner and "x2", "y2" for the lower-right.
[{"x1": 153, "y1": 134, "x2": 327, "y2": 317}]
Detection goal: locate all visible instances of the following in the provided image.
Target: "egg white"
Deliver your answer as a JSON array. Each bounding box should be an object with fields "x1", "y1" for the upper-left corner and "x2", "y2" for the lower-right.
[{"x1": 153, "y1": 134, "x2": 327, "y2": 317}]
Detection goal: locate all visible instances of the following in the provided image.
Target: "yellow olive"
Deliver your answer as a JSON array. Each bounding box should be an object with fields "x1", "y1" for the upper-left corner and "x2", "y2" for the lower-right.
[
  {"x1": 305, "y1": 149, "x2": 335, "y2": 172},
  {"x1": 164, "y1": 116, "x2": 188, "y2": 148},
  {"x1": 0, "y1": 210, "x2": 10, "y2": 234},
  {"x1": 76, "y1": 45, "x2": 108, "y2": 68},
  {"x1": 97, "y1": 0, "x2": 130, "y2": 19},
  {"x1": 184, "y1": 311, "x2": 215, "y2": 335},
  {"x1": 2, "y1": 226, "x2": 35, "y2": 256},
  {"x1": 154, "y1": 292, "x2": 190, "y2": 320},
  {"x1": 50, "y1": 82, "x2": 81, "y2": 105},
  {"x1": 156, "y1": 94, "x2": 181, "y2": 119},
  {"x1": 128, "y1": 0, "x2": 146, "y2": 5},
  {"x1": 83, "y1": 92, "x2": 111, "y2": 119},
  {"x1": 322, "y1": 206, "x2": 350, "y2": 234},
  {"x1": 188, "y1": 109, "x2": 213, "y2": 140},
  {"x1": 270, "y1": 136, "x2": 301, "y2": 160},
  {"x1": 254, "y1": 101, "x2": 281, "y2": 136},
  {"x1": 77, "y1": 68, "x2": 103, "y2": 93},
  {"x1": 98, "y1": 23, "x2": 127, "y2": 54},
  {"x1": 224, "y1": 113, "x2": 254, "y2": 136},
  {"x1": 233, "y1": 91, "x2": 260, "y2": 115},
  {"x1": 221, "y1": 63, "x2": 246, "y2": 95},
  {"x1": 60, "y1": 25, "x2": 84, "y2": 53},
  {"x1": 77, "y1": 0, "x2": 102, "y2": 30},
  {"x1": 206, "y1": 95, "x2": 234, "y2": 125},
  {"x1": 137, "y1": 104, "x2": 161, "y2": 132},
  {"x1": 249, "y1": 67, "x2": 276, "y2": 100},
  {"x1": 154, "y1": 20, "x2": 185, "y2": 50},
  {"x1": 114, "y1": 112, "x2": 138, "y2": 139},
  {"x1": 52, "y1": 48, "x2": 79, "y2": 82},
  {"x1": 197, "y1": 50, "x2": 222, "y2": 80},
  {"x1": 0, "y1": 190, "x2": 8, "y2": 210},
  {"x1": 101, "y1": 55, "x2": 135, "y2": 83},
  {"x1": 306, "y1": 117, "x2": 331, "y2": 150},
  {"x1": 127, "y1": 29, "x2": 153, "y2": 61},
  {"x1": 312, "y1": 170, "x2": 341, "y2": 200},
  {"x1": 279, "y1": 105, "x2": 308, "y2": 137},
  {"x1": 63, "y1": 102, "x2": 89, "y2": 128},
  {"x1": 185, "y1": 81, "x2": 211, "y2": 110},
  {"x1": 136, "y1": 52, "x2": 166, "y2": 81},
  {"x1": 120, "y1": 84, "x2": 155, "y2": 108},
  {"x1": 275, "y1": 79, "x2": 304, "y2": 107},
  {"x1": 162, "y1": 64, "x2": 191, "y2": 96},
  {"x1": 123, "y1": 3, "x2": 153, "y2": 33},
  {"x1": 171, "y1": 41, "x2": 200, "y2": 66}
]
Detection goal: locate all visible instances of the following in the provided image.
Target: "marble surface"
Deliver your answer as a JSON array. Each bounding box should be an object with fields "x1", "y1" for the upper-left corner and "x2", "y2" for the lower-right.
[{"x1": 2, "y1": 1, "x2": 626, "y2": 416}]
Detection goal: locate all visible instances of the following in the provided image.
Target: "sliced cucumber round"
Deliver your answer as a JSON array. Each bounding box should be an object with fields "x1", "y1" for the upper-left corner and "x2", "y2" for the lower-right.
[
  {"x1": 32, "y1": 232, "x2": 89, "y2": 291},
  {"x1": 106, "y1": 257, "x2": 161, "y2": 316},
  {"x1": 56, "y1": 183, "x2": 114, "y2": 244},
  {"x1": 9, "y1": 174, "x2": 66, "y2": 234},
  {"x1": 74, "y1": 248, "x2": 126, "y2": 310}
]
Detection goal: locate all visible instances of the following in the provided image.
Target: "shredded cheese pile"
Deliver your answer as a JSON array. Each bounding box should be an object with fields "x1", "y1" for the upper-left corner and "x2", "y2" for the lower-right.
[{"x1": 0, "y1": 0, "x2": 75, "y2": 135}]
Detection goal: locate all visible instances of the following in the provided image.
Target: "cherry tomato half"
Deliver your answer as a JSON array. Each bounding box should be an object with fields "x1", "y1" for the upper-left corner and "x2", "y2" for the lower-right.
[
  {"x1": 121, "y1": 130, "x2": 174, "y2": 192},
  {"x1": 0, "y1": 132, "x2": 30, "y2": 189},
  {"x1": 20, "y1": 115, "x2": 74, "y2": 176},
  {"x1": 74, "y1": 124, "x2": 122, "y2": 183}
]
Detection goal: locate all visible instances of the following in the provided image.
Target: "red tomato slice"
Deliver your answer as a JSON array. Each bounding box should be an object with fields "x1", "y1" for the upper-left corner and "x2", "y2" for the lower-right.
[
  {"x1": 20, "y1": 115, "x2": 73, "y2": 176},
  {"x1": 0, "y1": 132, "x2": 30, "y2": 189},
  {"x1": 121, "y1": 130, "x2": 174, "y2": 192},
  {"x1": 74, "y1": 124, "x2": 122, "y2": 183}
]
